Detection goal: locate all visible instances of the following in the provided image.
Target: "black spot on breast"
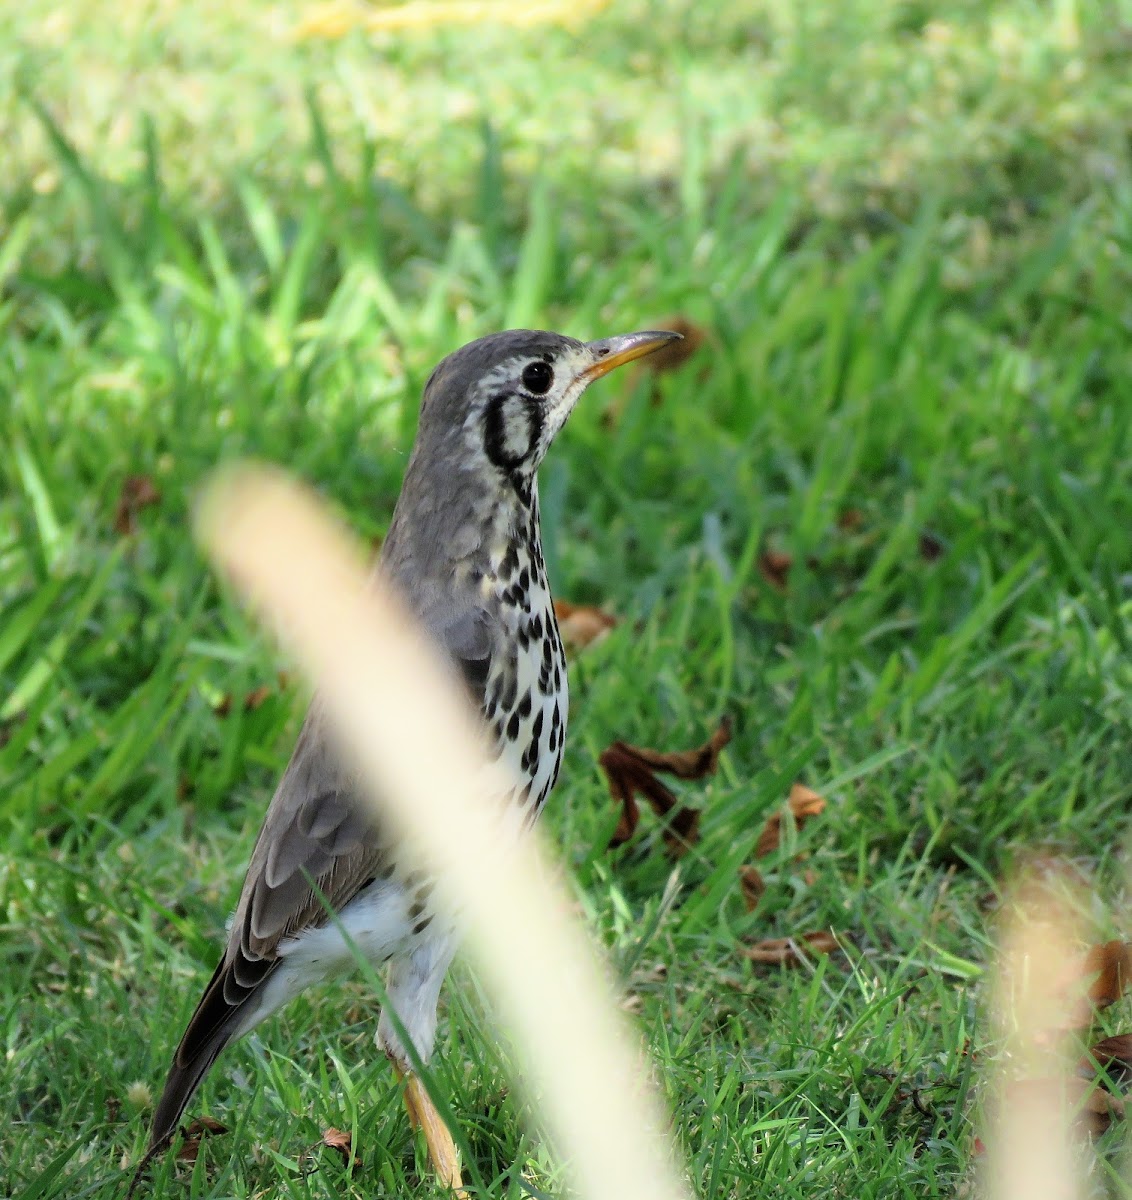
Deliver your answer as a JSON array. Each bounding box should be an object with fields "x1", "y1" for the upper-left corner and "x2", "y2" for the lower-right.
[
  {"x1": 517, "y1": 690, "x2": 532, "y2": 719},
  {"x1": 412, "y1": 915, "x2": 434, "y2": 935},
  {"x1": 507, "y1": 710, "x2": 520, "y2": 740},
  {"x1": 532, "y1": 709, "x2": 544, "y2": 740}
]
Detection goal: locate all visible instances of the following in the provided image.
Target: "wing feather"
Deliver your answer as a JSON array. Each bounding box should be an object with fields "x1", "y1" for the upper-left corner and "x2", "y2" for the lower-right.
[{"x1": 149, "y1": 592, "x2": 496, "y2": 1151}]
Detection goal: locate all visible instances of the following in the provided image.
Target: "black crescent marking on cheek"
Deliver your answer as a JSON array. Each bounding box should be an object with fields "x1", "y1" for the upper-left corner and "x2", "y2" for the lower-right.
[
  {"x1": 484, "y1": 392, "x2": 544, "y2": 477},
  {"x1": 526, "y1": 403, "x2": 544, "y2": 459},
  {"x1": 484, "y1": 392, "x2": 528, "y2": 470}
]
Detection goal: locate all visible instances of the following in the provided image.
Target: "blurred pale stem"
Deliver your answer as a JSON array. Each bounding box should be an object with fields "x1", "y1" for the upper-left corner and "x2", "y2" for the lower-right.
[
  {"x1": 985, "y1": 876, "x2": 1086, "y2": 1200},
  {"x1": 196, "y1": 464, "x2": 689, "y2": 1200}
]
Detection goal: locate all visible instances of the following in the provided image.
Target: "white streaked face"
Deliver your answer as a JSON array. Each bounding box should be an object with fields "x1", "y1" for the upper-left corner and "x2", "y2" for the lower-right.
[
  {"x1": 469, "y1": 342, "x2": 598, "y2": 478},
  {"x1": 463, "y1": 331, "x2": 682, "y2": 483}
]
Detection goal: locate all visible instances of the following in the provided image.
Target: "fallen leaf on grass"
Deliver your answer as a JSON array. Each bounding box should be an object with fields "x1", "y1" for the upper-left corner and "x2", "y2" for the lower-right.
[
  {"x1": 1083, "y1": 940, "x2": 1132, "y2": 1009},
  {"x1": 243, "y1": 684, "x2": 273, "y2": 711},
  {"x1": 113, "y1": 474, "x2": 161, "y2": 536},
  {"x1": 1002, "y1": 1077, "x2": 1124, "y2": 1139},
  {"x1": 639, "y1": 316, "x2": 706, "y2": 375},
  {"x1": 321, "y1": 1126, "x2": 361, "y2": 1168},
  {"x1": 739, "y1": 865, "x2": 765, "y2": 912},
  {"x1": 1052, "y1": 939, "x2": 1132, "y2": 1030},
  {"x1": 757, "y1": 549, "x2": 793, "y2": 591},
  {"x1": 742, "y1": 929, "x2": 842, "y2": 966},
  {"x1": 837, "y1": 508, "x2": 864, "y2": 532},
  {"x1": 214, "y1": 675, "x2": 289, "y2": 718},
  {"x1": 1085, "y1": 1033, "x2": 1132, "y2": 1081},
  {"x1": 601, "y1": 717, "x2": 732, "y2": 857},
  {"x1": 554, "y1": 600, "x2": 617, "y2": 650},
  {"x1": 1078, "y1": 1081, "x2": 1124, "y2": 1135},
  {"x1": 755, "y1": 783, "x2": 826, "y2": 858},
  {"x1": 176, "y1": 1116, "x2": 228, "y2": 1163}
]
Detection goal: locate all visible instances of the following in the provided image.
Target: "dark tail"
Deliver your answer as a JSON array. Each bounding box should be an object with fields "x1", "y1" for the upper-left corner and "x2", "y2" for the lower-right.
[
  {"x1": 147, "y1": 956, "x2": 261, "y2": 1151},
  {"x1": 127, "y1": 956, "x2": 268, "y2": 1197},
  {"x1": 148, "y1": 1028, "x2": 235, "y2": 1151}
]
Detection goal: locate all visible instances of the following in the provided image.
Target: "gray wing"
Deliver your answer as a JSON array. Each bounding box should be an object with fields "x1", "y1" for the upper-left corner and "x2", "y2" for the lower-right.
[
  {"x1": 148, "y1": 602, "x2": 494, "y2": 1150},
  {"x1": 231, "y1": 600, "x2": 492, "y2": 971}
]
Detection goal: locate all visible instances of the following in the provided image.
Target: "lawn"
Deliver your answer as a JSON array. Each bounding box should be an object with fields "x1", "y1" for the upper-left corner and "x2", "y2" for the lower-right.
[{"x1": 3, "y1": 0, "x2": 1132, "y2": 1196}]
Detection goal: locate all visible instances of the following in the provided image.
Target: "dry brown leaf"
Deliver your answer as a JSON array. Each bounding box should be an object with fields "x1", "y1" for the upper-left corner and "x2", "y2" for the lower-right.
[
  {"x1": 1085, "y1": 1033, "x2": 1132, "y2": 1080},
  {"x1": 1079, "y1": 1080, "x2": 1124, "y2": 1135},
  {"x1": 837, "y1": 508, "x2": 864, "y2": 532},
  {"x1": 321, "y1": 1126, "x2": 361, "y2": 1168},
  {"x1": 601, "y1": 717, "x2": 732, "y2": 858},
  {"x1": 757, "y1": 549, "x2": 793, "y2": 591},
  {"x1": 554, "y1": 600, "x2": 617, "y2": 650},
  {"x1": 176, "y1": 1116, "x2": 228, "y2": 1163},
  {"x1": 214, "y1": 682, "x2": 280, "y2": 718},
  {"x1": 639, "y1": 316, "x2": 706, "y2": 375},
  {"x1": 1052, "y1": 940, "x2": 1132, "y2": 1030},
  {"x1": 1003, "y1": 1077, "x2": 1124, "y2": 1139},
  {"x1": 754, "y1": 783, "x2": 826, "y2": 858},
  {"x1": 113, "y1": 474, "x2": 162, "y2": 536},
  {"x1": 742, "y1": 929, "x2": 841, "y2": 967},
  {"x1": 1084, "y1": 940, "x2": 1132, "y2": 1009},
  {"x1": 739, "y1": 865, "x2": 765, "y2": 912}
]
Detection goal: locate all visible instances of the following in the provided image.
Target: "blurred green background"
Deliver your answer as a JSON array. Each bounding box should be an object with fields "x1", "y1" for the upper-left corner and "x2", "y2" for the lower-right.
[{"x1": 2, "y1": 1, "x2": 1132, "y2": 1197}]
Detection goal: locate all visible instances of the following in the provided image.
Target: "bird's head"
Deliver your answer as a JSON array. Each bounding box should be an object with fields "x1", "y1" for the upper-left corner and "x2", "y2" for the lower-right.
[{"x1": 414, "y1": 328, "x2": 681, "y2": 498}]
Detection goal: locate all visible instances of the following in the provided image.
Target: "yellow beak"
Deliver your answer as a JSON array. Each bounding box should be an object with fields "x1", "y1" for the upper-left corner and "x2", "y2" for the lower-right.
[{"x1": 579, "y1": 330, "x2": 683, "y2": 382}]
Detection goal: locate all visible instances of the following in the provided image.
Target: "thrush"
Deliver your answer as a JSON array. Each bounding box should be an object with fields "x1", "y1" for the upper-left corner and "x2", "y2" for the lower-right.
[{"x1": 144, "y1": 327, "x2": 679, "y2": 1189}]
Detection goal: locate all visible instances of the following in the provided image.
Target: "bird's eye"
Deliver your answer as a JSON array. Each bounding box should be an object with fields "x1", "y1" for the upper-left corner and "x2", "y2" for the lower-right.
[{"x1": 521, "y1": 361, "x2": 554, "y2": 395}]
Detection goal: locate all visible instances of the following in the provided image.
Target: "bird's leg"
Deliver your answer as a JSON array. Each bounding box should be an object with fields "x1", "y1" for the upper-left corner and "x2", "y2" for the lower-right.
[
  {"x1": 380, "y1": 938, "x2": 464, "y2": 1192},
  {"x1": 394, "y1": 1064, "x2": 468, "y2": 1196}
]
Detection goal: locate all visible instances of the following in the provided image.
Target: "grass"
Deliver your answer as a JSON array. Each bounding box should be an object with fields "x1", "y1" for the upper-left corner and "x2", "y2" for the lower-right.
[{"x1": 3, "y1": 0, "x2": 1132, "y2": 1196}]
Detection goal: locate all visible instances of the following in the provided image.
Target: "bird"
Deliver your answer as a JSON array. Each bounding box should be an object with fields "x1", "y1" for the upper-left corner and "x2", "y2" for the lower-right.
[{"x1": 143, "y1": 326, "x2": 680, "y2": 1190}]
